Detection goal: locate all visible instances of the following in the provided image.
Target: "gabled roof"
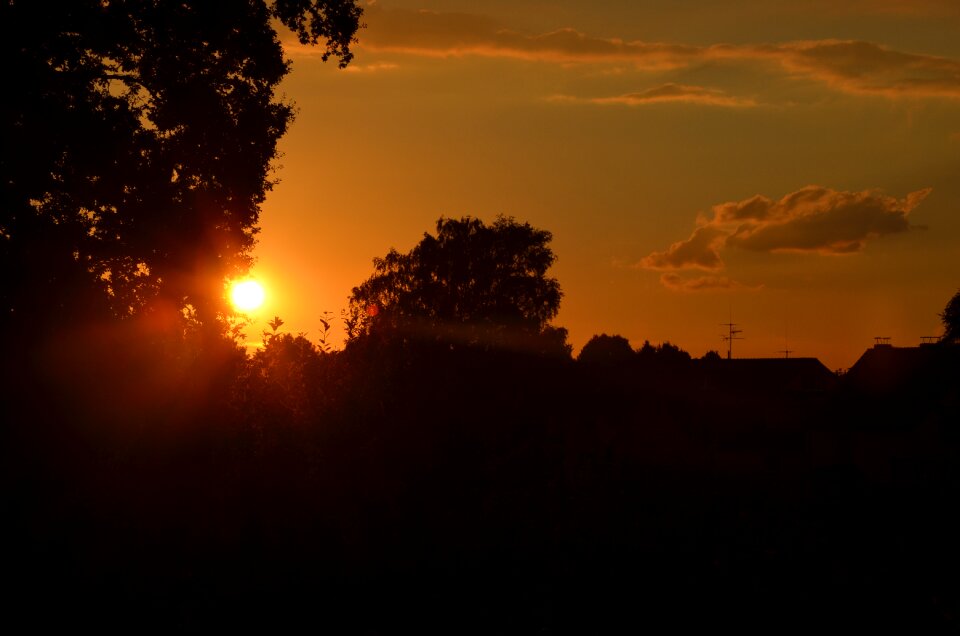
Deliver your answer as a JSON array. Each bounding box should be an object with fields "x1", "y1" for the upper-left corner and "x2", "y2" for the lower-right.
[
  {"x1": 697, "y1": 357, "x2": 837, "y2": 392},
  {"x1": 845, "y1": 344, "x2": 949, "y2": 393}
]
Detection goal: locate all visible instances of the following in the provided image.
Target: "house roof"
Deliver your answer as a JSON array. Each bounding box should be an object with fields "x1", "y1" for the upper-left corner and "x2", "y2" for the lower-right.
[
  {"x1": 844, "y1": 344, "x2": 950, "y2": 393},
  {"x1": 696, "y1": 357, "x2": 837, "y2": 392}
]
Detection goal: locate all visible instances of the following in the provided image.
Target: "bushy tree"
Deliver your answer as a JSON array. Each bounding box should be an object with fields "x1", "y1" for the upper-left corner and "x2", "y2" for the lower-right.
[
  {"x1": 578, "y1": 334, "x2": 635, "y2": 365},
  {"x1": 700, "y1": 350, "x2": 723, "y2": 363},
  {"x1": 637, "y1": 340, "x2": 691, "y2": 366},
  {"x1": 942, "y1": 289, "x2": 960, "y2": 344},
  {"x1": 245, "y1": 332, "x2": 325, "y2": 423},
  {"x1": 346, "y1": 216, "x2": 568, "y2": 354},
  {"x1": 1, "y1": 0, "x2": 362, "y2": 334}
]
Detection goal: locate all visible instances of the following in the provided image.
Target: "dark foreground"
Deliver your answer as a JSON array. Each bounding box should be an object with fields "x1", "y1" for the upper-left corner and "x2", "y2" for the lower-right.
[{"x1": 4, "y1": 342, "x2": 959, "y2": 632}]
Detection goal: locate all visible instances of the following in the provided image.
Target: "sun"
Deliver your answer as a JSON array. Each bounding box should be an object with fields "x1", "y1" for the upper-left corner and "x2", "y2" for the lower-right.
[{"x1": 230, "y1": 280, "x2": 265, "y2": 312}]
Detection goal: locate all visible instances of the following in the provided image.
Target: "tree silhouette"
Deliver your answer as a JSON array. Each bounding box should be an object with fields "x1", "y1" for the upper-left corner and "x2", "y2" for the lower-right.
[
  {"x1": 578, "y1": 334, "x2": 635, "y2": 365},
  {"x1": 346, "y1": 216, "x2": 568, "y2": 354},
  {"x1": 637, "y1": 340, "x2": 692, "y2": 367},
  {"x1": 942, "y1": 288, "x2": 960, "y2": 344},
  {"x1": 1, "y1": 0, "x2": 362, "y2": 334},
  {"x1": 245, "y1": 331, "x2": 325, "y2": 423},
  {"x1": 700, "y1": 350, "x2": 723, "y2": 363}
]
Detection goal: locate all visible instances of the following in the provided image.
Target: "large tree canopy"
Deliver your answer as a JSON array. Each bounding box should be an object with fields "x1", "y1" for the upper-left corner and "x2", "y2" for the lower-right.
[
  {"x1": 347, "y1": 216, "x2": 568, "y2": 354},
  {"x1": 0, "y1": 0, "x2": 362, "y2": 334}
]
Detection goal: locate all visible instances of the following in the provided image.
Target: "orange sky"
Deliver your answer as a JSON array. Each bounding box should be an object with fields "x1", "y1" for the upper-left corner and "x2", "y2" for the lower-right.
[{"x1": 242, "y1": 0, "x2": 960, "y2": 370}]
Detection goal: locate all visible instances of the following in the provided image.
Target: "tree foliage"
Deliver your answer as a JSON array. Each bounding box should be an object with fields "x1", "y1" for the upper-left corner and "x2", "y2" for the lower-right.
[
  {"x1": 0, "y1": 0, "x2": 362, "y2": 333},
  {"x1": 346, "y1": 216, "x2": 568, "y2": 354},
  {"x1": 578, "y1": 334, "x2": 635, "y2": 365},
  {"x1": 700, "y1": 350, "x2": 723, "y2": 363},
  {"x1": 942, "y1": 288, "x2": 960, "y2": 344},
  {"x1": 637, "y1": 340, "x2": 691, "y2": 366},
  {"x1": 245, "y1": 331, "x2": 325, "y2": 423}
]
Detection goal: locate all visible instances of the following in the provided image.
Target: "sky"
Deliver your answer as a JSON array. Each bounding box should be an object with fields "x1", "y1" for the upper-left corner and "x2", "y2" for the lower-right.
[{"x1": 246, "y1": 0, "x2": 960, "y2": 369}]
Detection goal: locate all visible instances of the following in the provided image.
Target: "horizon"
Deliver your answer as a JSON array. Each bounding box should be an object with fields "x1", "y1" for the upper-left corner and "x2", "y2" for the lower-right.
[
  {"x1": 240, "y1": 315, "x2": 945, "y2": 372},
  {"x1": 242, "y1": 0, "x2": 960, "y2": 372}
]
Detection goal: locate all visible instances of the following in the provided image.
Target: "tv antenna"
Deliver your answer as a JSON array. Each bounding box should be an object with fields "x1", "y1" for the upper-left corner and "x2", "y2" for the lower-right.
[
  {"x1": 778, "y1": 324, "x2": 793, "y2": 359},
  {"x1": 874, "y1": 336, "x2": 892, "y2": 346},
  {"x1": 720, "y1": 312, "x2": 743, "y2": 360}
]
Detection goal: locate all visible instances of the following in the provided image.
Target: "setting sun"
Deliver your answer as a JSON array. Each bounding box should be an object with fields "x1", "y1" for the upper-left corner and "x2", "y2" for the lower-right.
[{"x1": 230, "y1": 280, "x2": 265, "y2": 312}]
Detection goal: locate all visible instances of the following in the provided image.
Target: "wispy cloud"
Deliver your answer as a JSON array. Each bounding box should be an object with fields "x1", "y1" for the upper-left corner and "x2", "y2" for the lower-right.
[
  {"x1": 554, "y1": 84, "x2": 757, "y2": 108},
  {"x1": 659, "y1": 273, "x2": 761, "y2": 292},
  {"x1": 360, "y1": 7, "x2": 698, "y2": 69},
  {"x1": 358, "y1": 7, "x2": 960, "y2": 100},
  {"x1": 342, "y1": 62, "x2": 400, "y2": 73},
  {"x1": 640, "y1": 186, "x2": 931, "y2": 289},
  {"x1": 814, "y1": 0, "x2": 960, "y2": 17},
  {"x1": 770, "y1": 40, "x2": 960, "y2": 99}
]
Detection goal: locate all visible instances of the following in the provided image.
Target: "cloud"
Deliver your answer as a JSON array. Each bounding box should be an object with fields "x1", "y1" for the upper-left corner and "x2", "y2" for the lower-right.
[
  {"x1": 772, "y1": 40, "x2": 960, "y2": 99},
  {"x1": 813, "y1": 0, "x2": 960, "y2": 17},
  {"x1": 720, "y1": 186, "x2": 929, "y2": 253},
  {"x1": 641, "y1": 186, "x2": 931, "y2": 289},
  {"x1": 557, "y1": 84, "x2": 757, "y2": 108},
  {"x1": 342, "y1": 62, "x2": 400, "y2": 73},
  {"x1": 659, "y1": 273, "x2": 760, "y2": 292},
  {"x1": 358, "y1": 7, "x2": 960, "y2": 100},
  {"x1": 360, "y1": 7, "x2": 698, "y2": 69},
  {"x1": 640, "y1": 225, "x2": 727, "y2": 271}
]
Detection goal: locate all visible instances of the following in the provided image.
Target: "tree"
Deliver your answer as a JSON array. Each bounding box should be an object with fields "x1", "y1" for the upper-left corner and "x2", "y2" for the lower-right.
[
  {"x1": 942, "y1": 288, "x2": 960, "y2": 344},
  {"x1": 578, "y1": 334, "x2": 635, "y2": 366},
  {"x1": 637, "y1": 340, "x2": 691, "y2": 367},
  {"x1": 0, "y1": 0, "x2": 362, "y2": 335},
  {"x1": 346, "y1": 216, "x2": 568, "y2": 354},
  {"x1": 242, "y1": 328, "x2": 325, "y2": 424},
  {"x1": 700, "y1": 350, "x2": 723, "y2": 363}
]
